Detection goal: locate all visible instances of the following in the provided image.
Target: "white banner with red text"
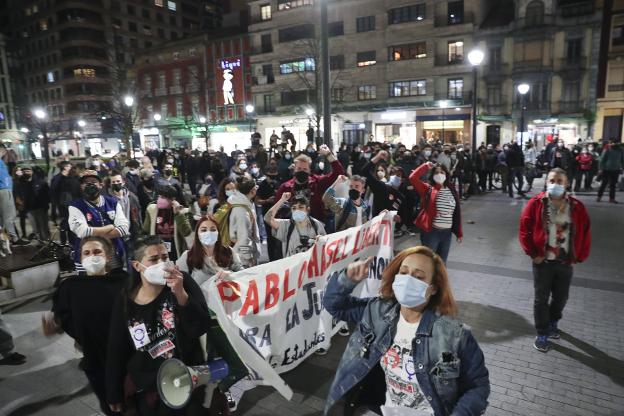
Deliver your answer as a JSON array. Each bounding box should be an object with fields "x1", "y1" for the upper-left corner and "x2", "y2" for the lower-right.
[{"x1": 202, "y1": 211, "x2": 395, "y2": 400}]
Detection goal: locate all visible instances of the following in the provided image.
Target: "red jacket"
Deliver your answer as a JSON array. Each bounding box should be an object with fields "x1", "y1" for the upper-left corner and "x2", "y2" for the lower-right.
[
  {"x1": 575, "y1": 153, "x2": 593, "y2": 171},
  {"x1": 275, "y1": 159, "x2": 346, "y2": 221},
  {"x1": 409, "y1": 164, "x2": 463, "y2": 239},
  {"x1": 519, "y1": 192, "x2": 591, "y2": 263}
]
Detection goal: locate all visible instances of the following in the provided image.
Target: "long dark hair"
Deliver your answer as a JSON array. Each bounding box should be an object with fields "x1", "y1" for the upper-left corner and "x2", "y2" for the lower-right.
[
  {"x1": 428, "y1": 163, "x2": 452, "y2": 188},
  {"x1": 217, "y1": 177, "x2": 236, "y2": 204},
  {"x1": 186, "y1": 215, "x2": 233, "y2": 271},
  {"x1": 121, "y1": 235, "x2": 164, "y2": 318}
]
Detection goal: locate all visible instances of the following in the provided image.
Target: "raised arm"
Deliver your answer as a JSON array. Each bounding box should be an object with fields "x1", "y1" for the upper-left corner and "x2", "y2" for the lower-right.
[
  {"x1": 324, "y1": 258, "x2": 374, "y2": 325},
  {"x1": 409, "y1": 161, "x2": 434, "y2": 197},
  {"x1": 264, "y1": 192, "x2": 291, "y2": 230},
  {"x1": 363, "y1": 151, "x2": 389, "y2": 194},
  {"x1": 322, "y1": 175, "x2": 348, "y2": 215},
  {"x1": 317, "y1": 145, "x2": 346, "y2": 188}
]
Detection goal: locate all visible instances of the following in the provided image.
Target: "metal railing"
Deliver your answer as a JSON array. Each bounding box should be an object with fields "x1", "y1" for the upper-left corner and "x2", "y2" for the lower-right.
[
  {"x1": 435, "y1": 55, "x2": 465, "y2": 66},
  {"x1": 559, "y1": 100, "x2": 584, "y2": 113},
  {"x1": 557, "y1": 57, "x2": 586, "y2": 70},
  {"x1": 608, "y1": 84, "x2": 624, "y2": 92},
  {"x1": 513, "y1": 59, "x2": 551, "y2": 72},
  {"x1": 434, "y1": 12, "x2": 474, "y2": 27}
]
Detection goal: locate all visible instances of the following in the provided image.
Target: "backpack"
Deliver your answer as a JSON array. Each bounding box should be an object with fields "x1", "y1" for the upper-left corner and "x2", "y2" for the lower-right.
[
  {"x1": 213, "y1": 202, "x2": 254, "y2": 247},
  {"x1": 285, "y1": 218, "x2": 319, "y2": 256}
]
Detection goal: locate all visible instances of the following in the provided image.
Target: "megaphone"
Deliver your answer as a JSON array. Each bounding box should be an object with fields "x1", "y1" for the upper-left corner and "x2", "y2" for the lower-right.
[{"x1": 157, "y1": 358, "x2": 229, "y2": 409}]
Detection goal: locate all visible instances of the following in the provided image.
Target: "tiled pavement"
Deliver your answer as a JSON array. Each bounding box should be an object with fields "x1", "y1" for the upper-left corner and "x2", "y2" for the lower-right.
[{"x1": 1, "y1": 186, "x2": 623, "y2": 416}]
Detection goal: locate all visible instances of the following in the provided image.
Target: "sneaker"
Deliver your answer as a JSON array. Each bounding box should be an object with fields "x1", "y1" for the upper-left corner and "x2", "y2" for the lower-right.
[
  {"x1": 0, "y1": 352, "x2": 26, "y2": 365},
  {"x1": 224, "y1": 391, "x2": 237, "y2": 412},
  {"x1": 314, "y1": 348, "x2": 328, "y2": 356},
  {"x1": 338, "y1": 326, "x2": 350, "y2": 337},
  {"x1": 548, "y1": 322, "x2": 560, "y2": 339},
  {"x1": 609, "y1": 199, "x2": 619, "y2": 204},
  {"x1": 533, "y1": 335, "x2": 549, "y2": 352}
]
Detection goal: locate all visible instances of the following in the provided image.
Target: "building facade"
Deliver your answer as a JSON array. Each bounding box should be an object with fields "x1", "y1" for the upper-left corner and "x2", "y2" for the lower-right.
[
  {"x1": 248, "y1": 0, "x2": 488, "y2": 149},
  {"x1": 476, "y1": 0, "x2": 603, "y2": 147},
  {"x1": 0, "y1": 34, "x2": 17, "y2": 135},
  {"x1": 4, "y1": 0, "x2": 216, "y2": 156},
  {"x1": 595, "y1": 0, "x2": 624, "y2": 142},
  {"x1": 132, "y1": 32, "x2": 253, "y2": 152}
]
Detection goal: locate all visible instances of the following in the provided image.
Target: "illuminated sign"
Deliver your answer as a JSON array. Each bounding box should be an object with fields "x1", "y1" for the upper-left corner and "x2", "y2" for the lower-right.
[{"x1": 217, "y1": 58, "x2": 243, "y2": 107}]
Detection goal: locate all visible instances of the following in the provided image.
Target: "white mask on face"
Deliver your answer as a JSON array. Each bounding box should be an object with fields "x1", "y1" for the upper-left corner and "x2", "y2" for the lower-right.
[
  {"x1": 239, "y1": 163, "x2": 248, "y2": 171},
  {"x1": 225, "y1": 189, "x2": 235, "y2": 197},
  {"x1": 433, "y1": 173, "x2": 446, "y2": 184},
  {"x1": 141, "y1": 261, "x2": 169, "y2": 285},
  {"x1": 82, "y1": 255, "x2": 106, "y2": 275},
  {"x1": 250, "y1": 167, "x2": 260, "y2": 176},
  {"x1": 199, "y1": 230, "x2": 219, "y2": 246}
]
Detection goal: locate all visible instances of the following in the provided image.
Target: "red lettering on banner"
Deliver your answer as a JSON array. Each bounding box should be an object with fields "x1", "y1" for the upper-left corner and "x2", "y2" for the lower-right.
[
  {"x1": 299, "y1": 260, "x2": 308, "y2": 287},
  {"x1": 320, "y1": 243, "x2": 330, "y2": 275},
  {"x1": 265, "y1": 273, "x2": 280, "y2": 310},
  {"x1": 332, "y1": 238, "x2": 343, "y2": 264},
  {"x1": 283, "y1": 269, "x2": 295, "y2": 301},
  {"x1": 352, "y1": 230, "x2": 361, "y2": 255},
  {"x1": 381, "y1": 220, "x2": 391, "y2": 245},
  {"x1": 217, "y1": 281, "x2": 241, "y2": 302},
  {"x1": 239, "y1": 281, "x2": 259, "y2": 316},
  {"x1": 308, "y1": 246, "x2": 320, "y2": 277},
  {"x1": 338, "y1": 236, "x2": 349, "y2": 262}
]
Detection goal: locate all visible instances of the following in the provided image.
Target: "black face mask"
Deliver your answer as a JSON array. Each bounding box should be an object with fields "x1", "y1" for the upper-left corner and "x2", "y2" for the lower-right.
[
  {"x1": 22, "y1": 173, "x2": 32, "y2": 180},
  {"x1": 294, "y1": 171, "x2": 309, "y2": 183},
  {"x1": 164, "y1": 169, "x2": 173, "y2": 177},
  {"x1": 111, "y1": 183, "x2": 124, "y2": 192},
  {"x1": 143, "y1": 178, "x2": 155, "y2": 189},
  {"x1": 83, "y1": 184, "x2": 100, "y2": 200},
  {"x1": 349, "y1": 189, "x2": 362, "y2": 200}
]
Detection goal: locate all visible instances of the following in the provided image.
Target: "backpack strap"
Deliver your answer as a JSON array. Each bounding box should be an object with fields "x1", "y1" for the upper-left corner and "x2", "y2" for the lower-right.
[
  {"x1": 336, "y1": 198, "x2": 352, "y2": 232},
  {"x1": 286, "y1": 219, "x2": 296, "y2": 251}
]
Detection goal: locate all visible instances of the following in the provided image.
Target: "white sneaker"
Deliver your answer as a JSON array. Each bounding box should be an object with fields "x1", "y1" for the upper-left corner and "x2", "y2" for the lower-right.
[
  {"x1": 338, "y1": 326, "x2": 350, "y2": 337},
  {"x1": 224, "y1": 391, "x2": 238, "y2": 412}
]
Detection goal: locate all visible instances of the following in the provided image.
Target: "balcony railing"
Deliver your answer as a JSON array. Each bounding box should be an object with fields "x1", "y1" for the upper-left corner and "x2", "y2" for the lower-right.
[
  {"x1": 433, "y1": 92, "x2": 473, "y2": 105},
  {"x1": 435, "y1": 55, "x2": 465, "y2": 66},
  {"x1": 169, "y1": 85, "x2": 183, "y2": 94},
  {"x1": 559, "y1": 100, "x2": 584, "y2": 113},
  {"x1": 513, "y1": 59, "x2": 551, "y2": 72},
  {"x1": 514, "y1": 15, "x2": 556, "y2": 30},
  {"x1": 608, "y1": 84, "x2": 624, "y2": 92},
  {"x1": 154, "y1": 87, "x2": 167, "y2": 96},
  {"x1": 483, "y1": 104, "x2": 507, "y2": 115},
  {"x1": 513, "y1": 101, "x2": 551, "y2": 111},
  {"x1": 557, "y1": 57, "x2": 586, "y2": 71},
  {"x1": 434, "y1": 12, "x2": 474, "y2": 27}
]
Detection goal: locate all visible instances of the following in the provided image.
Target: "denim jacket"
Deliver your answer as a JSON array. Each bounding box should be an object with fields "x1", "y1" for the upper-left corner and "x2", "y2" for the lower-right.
[{"x1": 324, "y1": 272, "x2": 489, "y2": 416}]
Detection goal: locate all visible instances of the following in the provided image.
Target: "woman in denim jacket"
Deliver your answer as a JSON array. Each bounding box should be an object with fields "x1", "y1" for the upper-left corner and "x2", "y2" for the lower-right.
[{"x1": 324, "y1": 246, "x2": 489, "y2": 416}]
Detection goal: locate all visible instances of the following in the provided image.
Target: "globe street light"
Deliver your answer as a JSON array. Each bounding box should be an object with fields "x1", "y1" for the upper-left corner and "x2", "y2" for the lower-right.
[
  {"x1": 20, "y1": 127, "x2": 29, "y2": 133},
  {"x1": 33, "y1": 108, "x2": 50, "y2": 168},
  {"x1": 124, "y1": 95, "x2": 134, "y2": 107},
  {"x1": 517, "y1": 83, "x2": 530, "y2": 145},
  {"x1": 153, "y1": 113, "x2": 162, "y2": 122},
  {"x1": 34, "y1": 108, "x2": 46, "y2": 120},
  {"x1": 305, "y1": 108, "x2": 314, "y2": 117},
  {"x1": 199, "y1": 116, "x2": 207, "y2": 124},
  {"x1": 439, "y1": 100, "x2": 448, "y2": 143},
  {"x1": 468, "y1": 49, "x2": 484, "y2": 151},
  {"x1": 77, "y1": 119, "x2": 86, "y2": 128},
  {"x1": 245, "y1": 104, "x2": 255, "y2": 132}
]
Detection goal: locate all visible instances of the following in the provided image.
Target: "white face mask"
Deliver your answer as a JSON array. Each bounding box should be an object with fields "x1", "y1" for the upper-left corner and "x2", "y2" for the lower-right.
[
  {"x1": 199, "y1": 230, "x2": 219, "y2": 246},
  {"x1": 82, "y1": 255, "x2": 106, "y2": 275},
  {"x1": 239, "y1": 163, "x2": 248, "y2": 171},
  {"x1": 318, "y1": 162, "x2": 325, "y2": 170},
  {"x1": 433, "y1": 173, "x2": 446, "y2": 184},
  {"x1": 225, "y1": 189, "x2": 235, "y2": 197},
  {"x1": 140, "y1": 261, "x2": 169, "y2": 285},
  {"x1": 250, "y1": 167, "x2": 260, "y2": 176}
]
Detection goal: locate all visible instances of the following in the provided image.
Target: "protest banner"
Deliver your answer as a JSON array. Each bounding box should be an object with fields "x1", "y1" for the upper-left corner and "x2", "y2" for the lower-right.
[{"x1": 203, "y1": 211, "x2": 395, "y2": 399}]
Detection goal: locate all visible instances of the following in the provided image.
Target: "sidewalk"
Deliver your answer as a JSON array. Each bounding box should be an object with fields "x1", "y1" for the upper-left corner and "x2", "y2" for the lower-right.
[{"x1": 0, "y1": 187, "x2": 623, "y2": 416}]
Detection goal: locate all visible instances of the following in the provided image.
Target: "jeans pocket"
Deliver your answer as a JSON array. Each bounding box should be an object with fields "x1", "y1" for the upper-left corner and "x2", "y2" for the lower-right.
[{"x1": 431, "y1": 356, "x2": 461, "y2": 404}]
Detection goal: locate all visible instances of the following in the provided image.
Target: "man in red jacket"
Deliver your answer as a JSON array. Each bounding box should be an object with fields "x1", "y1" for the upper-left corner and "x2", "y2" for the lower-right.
[
  {"x1": 519, "y1": 167, "x2": 591, "y2": 352},
  {"x1": 275, "y1": 144, "x2": 345, "y2": 222}
]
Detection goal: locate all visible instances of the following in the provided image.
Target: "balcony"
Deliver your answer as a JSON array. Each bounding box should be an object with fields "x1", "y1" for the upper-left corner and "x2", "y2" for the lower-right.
[
  {"x1": 435, "y1": 55, "x2": 465, "y2": 66},
  {"x1": 608, "y1": 84, "x2": 624, "y2": 92},
  {"x1": 513, "y1": 101, "x2": 551, "y2": 112},
  {"x1": 512, "y1": 59, "x2": 552, "y2": 73},
  {"x1": 513, "y1": 15, "x2": 556, "y2": 30},
  {"x1": 483, "y1": 104, "x2": 507, "y2": 115},
  {"x1": 433, "y1": 92, "x2": 473, "y2": 106},
  {"x1": 434, "y1": 12, "x2": 474, "y2": 28},
  {"x1": 252, "y1": 75, "x2": 275, "y2": 86},
  {"x1": 559, "y1": 100, "x2": 584, "y2": 113},
  {"x1": 154, "y1": 87, "x2": 167, "y2": 96},
  {"x1": 557, "y1": 57, "x2": 586, "y2": 73}
]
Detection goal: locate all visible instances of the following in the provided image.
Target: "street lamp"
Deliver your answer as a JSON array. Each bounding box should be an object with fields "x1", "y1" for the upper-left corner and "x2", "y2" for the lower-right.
[
  {"x1": 20, "y1": 127, "x2": 29, "y2": 133},
  {"x1": 153, "y1": 113, "x2": 162, "y2": 122},
  {"x1": 77, "y1": 119, "x2": 86, "y2": 128},
  {"x1": 517, "y1": 83, "x2": 530, "y2": 145},
  {"x1": 33, "y1": 108, "x2": 50, "y2": 169},
  {"x1": 199, "y1": 116, "x2": 206, "y2": 124},
  {"x1": 468, "y1": 49, "x2": 484, "y2": 150},
  {"x1": 245, "y1": 104, "x2": 255, "y2": 132},
  {"x1": 123, "y1": 95, "x2": 135, "y2": 157},
  {"x1": 439, "y1": 100, "x2": 448, "y2": 143},
  {"x1": 124, "y1": 95, "x2": 134, "y2": 107},
  {"x1": 198, "y1": 116, "x2": 209, "y2": 149}
]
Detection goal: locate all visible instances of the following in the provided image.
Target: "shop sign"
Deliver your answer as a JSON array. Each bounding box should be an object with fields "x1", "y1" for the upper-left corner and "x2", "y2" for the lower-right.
[{"x1": 416, "y1": 114, "x2": 470, "y2": 121}]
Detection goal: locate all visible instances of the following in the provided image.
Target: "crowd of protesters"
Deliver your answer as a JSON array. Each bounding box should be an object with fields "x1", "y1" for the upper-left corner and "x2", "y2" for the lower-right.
[{"x1": 0, "y1": 131, "x2": 612, "y2": 415}]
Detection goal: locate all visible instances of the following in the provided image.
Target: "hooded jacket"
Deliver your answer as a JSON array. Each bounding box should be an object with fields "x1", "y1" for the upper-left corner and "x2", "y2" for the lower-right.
[{"x1": 227, "y1": 190, "x2": 260, "y2": 265}]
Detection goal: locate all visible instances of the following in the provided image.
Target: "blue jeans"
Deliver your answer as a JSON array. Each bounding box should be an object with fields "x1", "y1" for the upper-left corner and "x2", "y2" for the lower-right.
[{"x1": 421, "y1": 228, "x2": 452, "y2": 263}]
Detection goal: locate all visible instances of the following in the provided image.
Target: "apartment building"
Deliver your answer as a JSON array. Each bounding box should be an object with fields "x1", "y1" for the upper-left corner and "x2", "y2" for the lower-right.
[
  {"x1": 248, "y1": 0, "x2": 487, "y2": 148},
  {"x1": 4, "y1": 0, "x2": 215, "y2": 155},
  {"x1": 0, "y1": 34, "x2": 17, "y2": 137},
  {"x1": 473, "y1": 0, "x2": 603, "y2": 146},
  {"x1": 596, "y1": 0, "x2": 624, "y2": 142}
]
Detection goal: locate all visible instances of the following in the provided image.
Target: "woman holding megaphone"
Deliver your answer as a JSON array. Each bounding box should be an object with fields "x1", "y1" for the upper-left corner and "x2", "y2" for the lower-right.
[
  {"x1": 44, "y1": 236, "x2": 128, "y2": 416},
  {"x1": 105, "y1": 235, "x2": 213, "y2": 415},
  {"x1": 323, "y1": 246, "x2": 490, "y2": 416}
]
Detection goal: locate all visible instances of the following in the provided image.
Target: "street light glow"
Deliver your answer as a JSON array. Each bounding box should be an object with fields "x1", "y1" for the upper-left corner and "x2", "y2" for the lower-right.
[
  {"x1": 245, "y1": 104, "x2": 255, "y2": 114},
  {"x1": 199, "y1": 116, "x2": 207, "y2": 124},
  {"x1": 439, "y1": 100, "x2": 448, "y2": 109},
  {"x1": 77, "y1": 120, "x2": 86, "y2": 127},
  {"x1": 305, "y1": 108, "x2": 314, "y2": 116},
  {"x1": 34, "y1": 109, "x2": 46, "y2": 119},
  {"x1": 124, "y1": 95, "x2": 135, "y2": 107},
  {"x1": 153, "y1": 113, "x2": 162, "y2": 121},
  {"x1": 517, "y1": 83, "x2": 530, "y2": 95},
  {"x1": 20, "y1": 127, "x2": 29, "y2": 133},
  {"x1": 467, "y1": 49, "x2": 485, "y2": 66}
]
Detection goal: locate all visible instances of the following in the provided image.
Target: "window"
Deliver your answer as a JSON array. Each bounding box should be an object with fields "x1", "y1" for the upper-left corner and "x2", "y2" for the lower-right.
[
  {"x1": 281, "y1": 90, "x2": 314, "y2": 105},
  {"x1": 144, "y1": 74, "x2": 152, "y2": 90},
  {"x1": 278, "y1": 24, "x2": 314, "y2": 42},
  {"x1": 278, "y1": 0, "x2": 313, "y2": 11},
  {"x1": 143, "y1": 25, "x2": 152, "y2": 35},
  {"x1": 260, "y1": 4, "x2": 272, "y2": 20},
  {"x1": 388, "y1": 42, "x2": 426, "y2": 61},
  {"x1": 176, "y1": 100, "x2": 183, "y2": 115},
  {"x1": 47, "y1": 71, "x2": 55, "y2": 83},
  {"x1": 142, "y1": 9, "x2": 150, "y2": 18},
  {"x1": 158, "y1": 71, "x2": 166, "y2": 88},
  {"x1": 170, "y1": 16, "x2": 176, "y2": 25},
  {"x1": 74, "y1": 68, "x2": 96, "y2": 77},
  {"x1": 332, "y1": 87, "x2": 345, "y2": 102},
  {"x1": 263, "y1": 94, "x2": 274, "y2": 112},
  {"x1": 39, "y1": 19, "x2": 48, "y2": 31},
  {"x1": 525, "y1": 0, "x2": 545, "y2": 26},
  {"x1": 613, "y1": 25, "x2": 624, "y2": 46},
  {"x1": 160, "y1": 103, "x2": 168, "y2": 116},
  {"x1": 129, "y1": 22, "x2": 137, "y2": 32},
  {"x1": 357, "y1": 51, "x2": 376, "y2": 67},
  {"x1": 562, "y1": 81, "x2": 580, "y2": 102},
  {"x1": 356, "y1": 16, "x2": 375, "y2": 32},
  {"x1": 447, "y1": 40, "x2": 464, "y2": 63},
  {"x1": 158, "y1": 28, "x2": 165, "y2": 38},
  {"x1": 261, "y1": 34, "x2": 273, "y2": 53},
  {"x1": 566, "y1": 38, "x2": 582, "y2": 62},
  {"x1": 389, "y1": 80, "x2": 426, "y2": 97},
  {"x1": 328, "y1": 21, "x2": 344, "y2": 37},
  {"x1": 155, "y1": 0, "x2": 164, "y2": 6},
  {"x1": 171, "y1": 31, "x2": 178, "y2": 40},
  {"x1": 173, "y1": 68, "x2": 181, "y2": 85},
  {"x1": 487, "y1": 84, "x2": 501, "y2": 106},
  {"x1": 279, "y1": 58, "x2": 315, "y2": 74},
  {"x1": 130, "y1": 38, "x2": 138, "y2": 48},
  {"x1": 489, "y1": 47, "x2": 502, "y2": 70},
  {"x1": 448, "y1": 78, "x2": 463, "y2": 99},
  {"x1": 388, "y1": 4, "x2": 426, "y2": 25},
  {"x1": 156, "y1": 13, "x2": 164, "y2": 23},
  {"x1": 127, "y1": 5, "x2": 135, "y2": 15},
  {"x1": 330, "y1": 55, "x2": 345, "y2": 70},
  {"x1": 358, "y1": 85, "x2": 376, "y2": 100},
  {"x1": 448, "y1": 1, "x2": 464, "y2": 25},
  {"x1": 168, "y1": 1, "x2": 177, "y2": 11}
]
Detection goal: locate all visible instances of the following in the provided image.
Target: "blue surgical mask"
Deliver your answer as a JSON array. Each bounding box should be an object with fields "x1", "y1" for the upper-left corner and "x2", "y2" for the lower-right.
[
  {"x1": 199, "y1": 231, "x2": 219, "y2": 246},
  {"x1": 392, "y1": 274, "x2": 430, "y2": 308},
  {"x1": 388, "y1": 175, "x2": 401, "y2": 188},
  {"x1": 547, "y1": 183, "x2": 565, "y2": 198},
  {"x1": 292, "y1": 209, "x2": 307, "y2": 222},
  {"x1": 225, "y1": 190, "x2": 235, "y2": 197}
]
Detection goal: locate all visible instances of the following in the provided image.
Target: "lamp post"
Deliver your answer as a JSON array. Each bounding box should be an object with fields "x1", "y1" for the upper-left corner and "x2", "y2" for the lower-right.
[
  {"x1": 320, "y1": 0, "x2": 331, "y2": 146},
  {"x1": 198, "y1": 115, "x2": 210, "y2": 150},
  {"x1": 123, "y1": 95, "x2": 134, "y2": 158},
  {"x1": 517, "y1": 83, "x2": 530, "y2": 146},
  {"x1": 468, "y1": 49, "x2": 484, "y2": 150},
  {"x1": 34, "y1": 108, "x2": 49, "y2": 169},
  {"x1": 439, "y1": 100, "x2": 448, "y2": 143},
  {"x1": 245, "y1": 104, "x2": 255, "y2": 133},
  {"x1": 305, "y1": 108, "x2": 315, "y2": 145},
  {"x1": 76, "y1": 119, "x2": 86, "y2": 156},
  {"x1": 153, "y1": 113, "x2": 162, "y2": 148}
]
